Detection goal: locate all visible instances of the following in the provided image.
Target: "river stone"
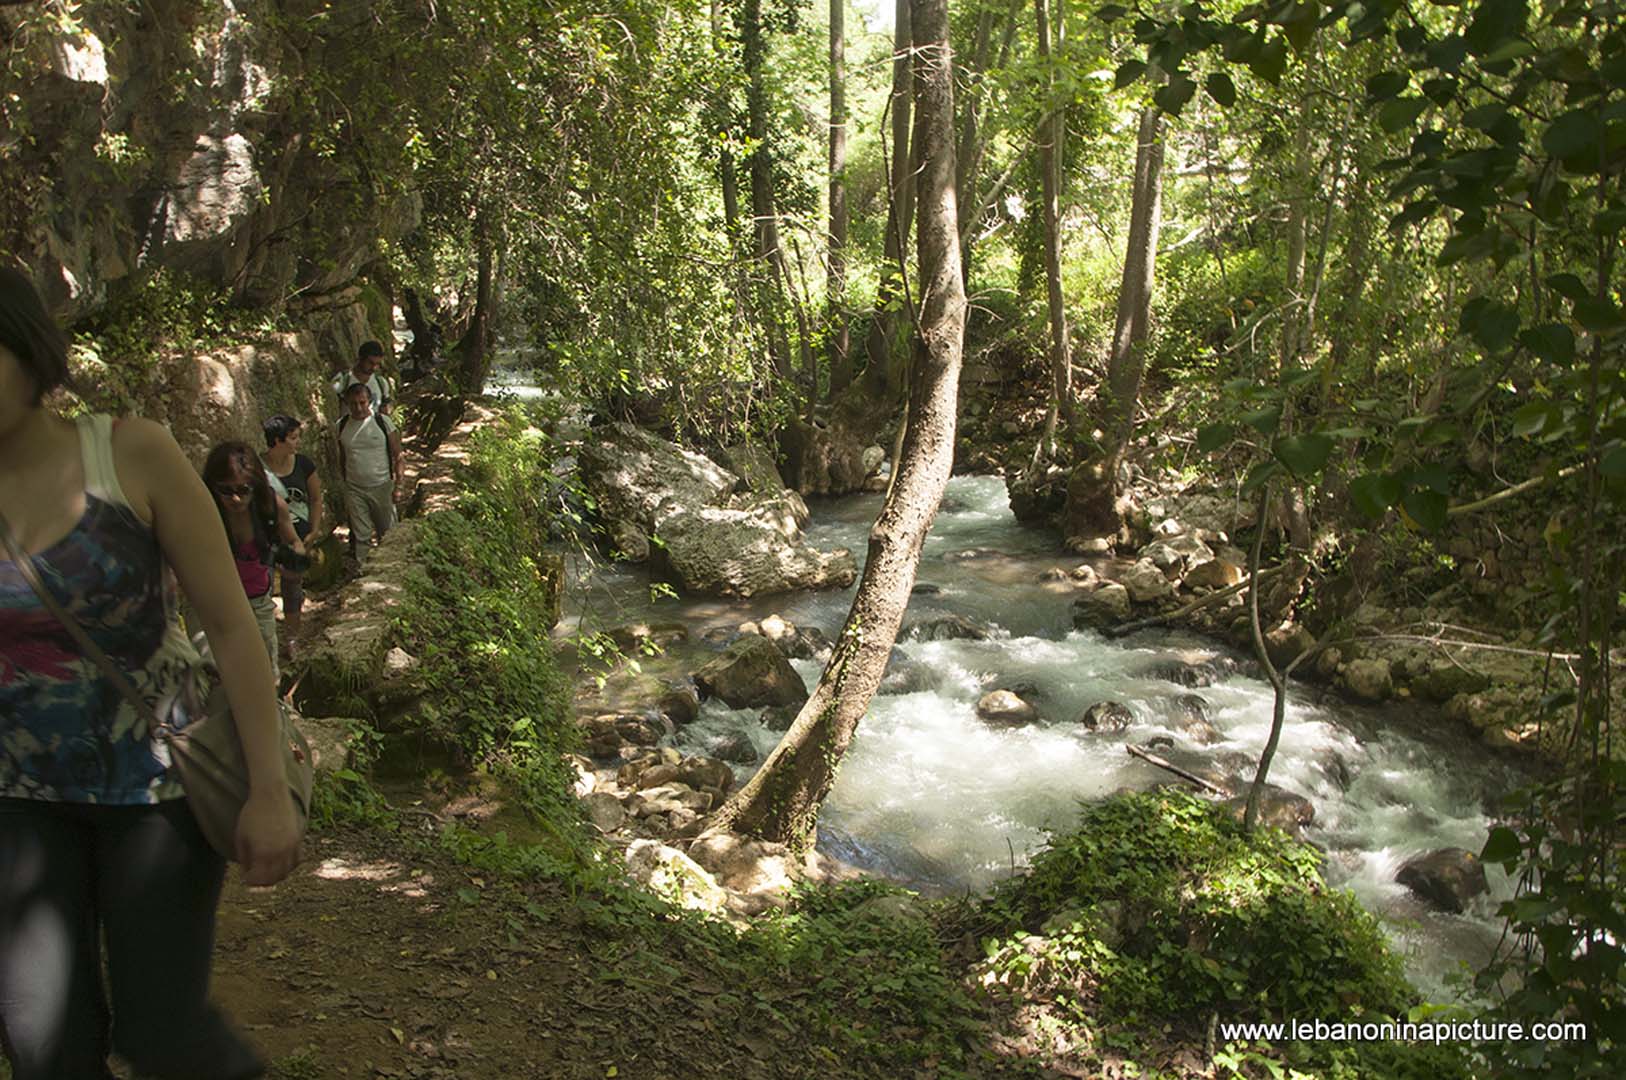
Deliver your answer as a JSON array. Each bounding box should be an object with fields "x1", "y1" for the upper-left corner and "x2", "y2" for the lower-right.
[
  {"x1": 1073, "y1": 582, "x2": 1131, "y2": 628},
  {"x1": 578, "y1": 713, "x2": 666, "y2": 758},
  {"x1": 1140, "y1": 533, "x2": 1214, "y2": 573},
  {"x1": 689, "y1": 833, "x2": 799, "y2": 899},
  {"x1": 759, "y1": 703, "x2": 800, "y2": 730},
  {"x1": 1184, "y1": 556, "x2": 1245, "y2": 590},
  {"x1": 607, "y1": 620, "x2": 689, "y2": 654},
  {"x1": 1165, "y1": 694, "x2": 1220, "y2": 744},
  {"x1": 877, "y1": 648, "x2": 937, "y2": 695},
  {"x1": 632, "y1": 782, "x2": 713, "y2": 817},
  {"x1": 903, "y1": 614, "x2": 991, "y2": 642},
  {"x1": 673, "y1": 756, "x2": 735, "y2": 798},
  {"x1": 752, "y1": 614, "x2": 831, "y2": 661},
  {"x1": 624, "y1": 840, "x2": 729, "y2": 913},
  {"x1": 712, "y1": 731, "x2": 759, "y2": 764},
  {"x1": 911, "y1": 582, "x2": 942, "y2": 595},
  {"x1": 693, "y1": 636, "x2": 809, "y2": 709},
  {"x1": 1343, "y1": 658, "x2": 1394, "y2": 702},
  {"x1": 1121, "y1": 558, "x2": 1177, "y2": 604},
  {"x1": 1397, "y1": 848, "x2": 1488, "y2": 913},
  {"x1": 581, "y1": 791, "x2": 626, "y2": 833},
  {"x1": 977, "y1": 690, "x2": 1039, "y2": 727},
  {"x1": 1080, "y1": 701, "x2": 1134, "y2": 732}
]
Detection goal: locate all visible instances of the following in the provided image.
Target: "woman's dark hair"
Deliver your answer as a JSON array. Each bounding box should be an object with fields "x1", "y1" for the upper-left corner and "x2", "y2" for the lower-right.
[
  {"x1": 263, "y1": 414, "x2": 302, "y2": 448},
  {"x1": 0, "y1": 266, "x2": 70, "y2": 404},
  {"x1": 201, "y1": 441, "x2": 277, "y2": 558}
]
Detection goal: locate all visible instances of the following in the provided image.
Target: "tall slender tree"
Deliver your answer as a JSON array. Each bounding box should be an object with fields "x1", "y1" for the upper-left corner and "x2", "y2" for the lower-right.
[
  {"x1": 861, "y1": 0, "x2": 915, "y2": 398},
  {"x1": 708, "y1": 0, "x2": 967, "y2": 846},
  {"x1": 826, "y1": 0, "x2": 851, "y2": 398},
  {"x1": 1034, "y1": 0, "x2": 1071, "y2": 459}
]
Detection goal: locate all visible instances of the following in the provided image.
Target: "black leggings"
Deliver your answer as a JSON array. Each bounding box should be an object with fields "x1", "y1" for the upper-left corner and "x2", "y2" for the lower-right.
[{"x1": 0, "y1": 798, "x2": 262, "y2": 1080}]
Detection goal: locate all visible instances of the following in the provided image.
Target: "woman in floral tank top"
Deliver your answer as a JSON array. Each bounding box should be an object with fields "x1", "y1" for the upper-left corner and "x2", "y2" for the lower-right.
[{"x1": 0, "y1": 267, "x2": 300, "y2": 1079}]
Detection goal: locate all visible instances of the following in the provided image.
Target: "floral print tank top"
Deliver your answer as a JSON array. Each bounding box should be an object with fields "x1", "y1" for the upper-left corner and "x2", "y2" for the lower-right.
[{"x1": 0, "y1": 415, "x2": 200, "y2": 804}]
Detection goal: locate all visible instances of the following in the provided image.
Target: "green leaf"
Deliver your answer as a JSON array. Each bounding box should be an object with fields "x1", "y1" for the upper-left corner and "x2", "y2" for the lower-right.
[
  {"x1": 1465, "y1": 0, "x2": 1529, "y2": 57},
  {"x1": 1273, "y1": 433, "x2": 1335, "y2": 477},
  {"x1": 1154, "y1": 75, "x2": 1198, "y2": 114},
  {"x1": 1243, "y1": 406, "x2": 1282, "y2": 435},
  {"x1": 1365, "y1": 71, "x2": 1409, "y2": 101},
  {"x1": 1519, "y1": 323, "x2": 1576, "y2": 364},
  {"x1": 1402, "y1": 489, "x2": 1449, "y2": 531},
  {"x1": 1600, "y1": 447, "x2": 1626, "y2": 477},
  {"x1": 1482, "y1": 826, "x2": 1523, "y2": 866},
  {"x1": 1250, "y1": 37, "x2": 1288, "y2": 83},
  {"x1": 1114, "y1": 60, "x2": 1147, "y2": 90},
  {"x1": 1349, "y1": 473, "x2": 1403, "y2": 519},
  {"x1": 1096, "y1": 3, "x2": 1129, "y2": 19},
  {"x1": 1205, "y1": 72, "x2": 1236, "y2": 108},
  {"x1": 1410, "y1": 464, "x2": 1452, "y2": 494},
  {"x1": 1511, "y1": 402, "x2": 1552, "y2": 437},
  {"x1": 1543, "y1": 110, "x2": 1603, "y2": 160},
  {"x1": 1460, "y1": 297, "x2": 1519, "y2": 352},
  {"x1": 1545, "y1": 272, "x2": 1588, "y2": 301},
  {"x1": 1574, "y1": 297, "x2": 1624, "y2": 331},
  {"x1": 1389, "y1": 199, "x2": 1439, "y2": 230},
  {"x1": 1240, "y1": 460, "x2": 1280, "y2": 496},
  {"x1": 1379, "y1": 96, "x2": 1429, "y2": 133},
  {"x1": 1197, "y1": 423, "x2": 1235, "y2": 452}
]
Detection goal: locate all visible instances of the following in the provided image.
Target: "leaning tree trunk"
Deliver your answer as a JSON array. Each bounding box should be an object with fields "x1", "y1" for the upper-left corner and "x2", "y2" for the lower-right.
[
  {"x1": 826, "y1": 0, "x2": 851, "y2": 397},
  {"x1": 708, "y1": 0, "x2": 966, "y2": 846},
  {"x1": 1064, "y1": 105, "x2": 1163, "y2": 537},
  {"x1": 1034, "y1": 0, "x2": 1070, "y2": 459}
]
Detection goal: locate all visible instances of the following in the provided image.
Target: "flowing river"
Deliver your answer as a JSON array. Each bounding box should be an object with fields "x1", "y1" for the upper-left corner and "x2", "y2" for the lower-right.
[{"x1": 560, "y1": 471, "x2": 1529, "y2": 1001}]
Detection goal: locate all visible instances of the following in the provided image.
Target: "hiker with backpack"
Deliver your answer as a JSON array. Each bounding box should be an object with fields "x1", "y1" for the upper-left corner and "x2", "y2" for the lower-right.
[
  {"x1": 331, "y1": 339, "x2": 393, "y2": 417},
  {"x1": 336, "y1": 380, "x2": 402, "y2": 562}
]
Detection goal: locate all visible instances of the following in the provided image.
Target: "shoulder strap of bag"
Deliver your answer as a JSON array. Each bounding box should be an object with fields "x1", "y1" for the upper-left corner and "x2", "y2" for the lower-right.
[{"x1": 0, "y1": 507, "x2": 163, "y2": 730}]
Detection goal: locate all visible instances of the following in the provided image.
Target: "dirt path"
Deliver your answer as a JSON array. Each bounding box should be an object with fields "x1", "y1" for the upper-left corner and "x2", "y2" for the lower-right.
[{"x1": 209, "y1": 819, "x2": 821, "y2": 1080}]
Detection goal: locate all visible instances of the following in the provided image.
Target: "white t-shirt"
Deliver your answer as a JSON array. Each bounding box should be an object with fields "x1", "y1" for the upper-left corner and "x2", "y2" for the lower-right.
[{"x1": 337, "y1": 414, "x2": 394, "y2": 488}]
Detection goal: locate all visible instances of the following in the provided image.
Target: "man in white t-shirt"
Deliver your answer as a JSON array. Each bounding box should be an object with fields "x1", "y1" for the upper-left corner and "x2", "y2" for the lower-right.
[
  {"x1": 336, "y1": 381, "x2": 403, "y2": 561},
  {"x1": 331, "y1": 340, "x2": 393, "y2": 417}
]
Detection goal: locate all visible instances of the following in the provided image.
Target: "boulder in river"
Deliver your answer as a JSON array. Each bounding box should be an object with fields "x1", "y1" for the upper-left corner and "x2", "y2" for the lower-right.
[
  {"x1": 1163, "y1": 694, "x2": 1219, "y2": 744},
  {"x1": 711, "y1": 731, "x2": 759, "y2": 765},
  {"x1": 977, "y1": 690, "x2": 1039, "y2": 727},
  {"x1": 1139, "y1": 657, "x2": 1230, "y2": 689},
  {"x1": 1120, "y1": 558, "x2": 1177, "y2": 604},
  {"x1": 747, "y1": 613, "x2": 831, "y2": 661},
  {"x1": 1079, "y1": 701, "x2": 1134, "y2": 733},
  {"x1": 579, "y1": 423, "x2": 737, "y2": 558},
  {"x1": 652, "y1": 502, "x2": 857, "y2": 598},
  {"x1": 877, "y1": 648, "x2": 937, "y2": 695},
  {"x1": 903, "y1": 614, "x2": 991, "y2": 642},
  {"x1": 1073, "y1": 582, "x2": 1131, "y2": 628},
  {"x1": 1342, "y1": 658, "x2": 1395, "y2": 702},
  {"x1": 1397, "y1": 848, "x2": 1488, "y2": 913},
  {"x1": 693, "y1": 636, "x2": 809, "y2": 709},
  {"x1": 1221, "y1": 783, "x2": 1316, "y2": 837},
  {"x1": 624, "y1": 840, "x2": 729, "y2": 913}
]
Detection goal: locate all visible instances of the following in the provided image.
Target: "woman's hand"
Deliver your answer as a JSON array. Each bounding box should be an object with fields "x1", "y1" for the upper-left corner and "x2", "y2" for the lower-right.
[{"x1": 235, "y1": 788, "x2": 302, "y2": 886}]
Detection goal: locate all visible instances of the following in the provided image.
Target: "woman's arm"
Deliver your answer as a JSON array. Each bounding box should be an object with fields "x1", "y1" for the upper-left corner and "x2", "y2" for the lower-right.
[
  {"x1": 114, "y1": 419, "x2": 301, "y2": 886},
  {"x1": 273, "y1": 493, "x2": 305, "y2": 556}
]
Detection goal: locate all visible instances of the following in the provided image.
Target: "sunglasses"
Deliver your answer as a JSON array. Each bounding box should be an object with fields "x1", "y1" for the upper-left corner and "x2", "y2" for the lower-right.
[{"x1": 213, "y1": 483, "x2": 253, "y2": 498}]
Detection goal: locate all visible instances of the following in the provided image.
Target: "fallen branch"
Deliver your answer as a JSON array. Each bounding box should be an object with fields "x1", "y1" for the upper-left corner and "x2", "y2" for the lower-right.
[
  {"x1": 1101, "y1": 565, "x2": 1281, "y2": 639},
  {"x1": 1447, "y1": 463, "x2": 1584, "y2": 517},
  {"x1": 1126, "y1": 743, "x2": 1230, "y2": 797}
]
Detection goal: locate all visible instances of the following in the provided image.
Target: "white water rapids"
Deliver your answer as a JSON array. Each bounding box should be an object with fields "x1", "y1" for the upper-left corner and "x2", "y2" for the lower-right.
[{"x1": 562, "y1": 473, "x2": 1528, "y2": 1001}]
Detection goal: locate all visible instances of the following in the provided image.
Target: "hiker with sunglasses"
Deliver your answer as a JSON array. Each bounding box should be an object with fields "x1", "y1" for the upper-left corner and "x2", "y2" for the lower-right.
[
  {"x1": 0, "y1": 266, "x2": 299, "y2": 1079},
  {"x1": 199, "y1": 441, "x2": 305, "y2": 685}
]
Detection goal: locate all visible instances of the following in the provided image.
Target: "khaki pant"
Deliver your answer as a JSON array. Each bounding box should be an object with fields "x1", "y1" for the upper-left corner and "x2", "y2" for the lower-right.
[
  {"x1": 191, "y1": 589, "x2": 278, "y2": 685},
  {"x1": 344, "y1": 478, "x2": 396, "y2": 559}
]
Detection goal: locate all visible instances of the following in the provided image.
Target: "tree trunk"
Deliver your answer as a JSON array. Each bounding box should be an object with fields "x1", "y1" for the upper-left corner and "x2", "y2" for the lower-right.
[
  {"x1": 827, "y1": 0, "x2": 851, "y2": 397},
  {"x1": 861, "y1": 0, "x2": 914, "y2": 398},
  {"x1": 455, "y1": 209, "x2": 494, "y2": 394},
  {"x1": 708, "y1": 0, "x2": 965, "y2": 846},
  {"x1": 712, "y1": 0, "x2": 746, "y2": 318},
  {"x1": 744, "y1": 0, "x2": 790, "y2": 379},
  {"x1": 1034, "y1": 0, "x2": 1070, "y2": 459},
  {"x1": 955, "y1": 0, "x2": 1019, "y2": 285},
  {"x1": 1065, "y1": 105, "x2": 1163, "y2": 536}
]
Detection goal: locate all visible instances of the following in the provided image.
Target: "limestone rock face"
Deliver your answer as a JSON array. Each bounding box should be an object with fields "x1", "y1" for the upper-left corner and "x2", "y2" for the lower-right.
[
  {"x1": 653, "y1": 502, "x2": 856, "y2": 598},
  {"x1": 693, "y1": 636, "x2": 809, "y2": 709},
  {"x1": 579, "y1": 423, "x2": 737, "y2": 556},
  {"x1": 688, "y1": 834, "x2": 800, "y2": 900},
  {"x1": 1396, "y1": 848, "x2": 1489, "y2": 913},
  {"x1": 718, "y1": 444, "x2": 789, "y2": 495}
]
